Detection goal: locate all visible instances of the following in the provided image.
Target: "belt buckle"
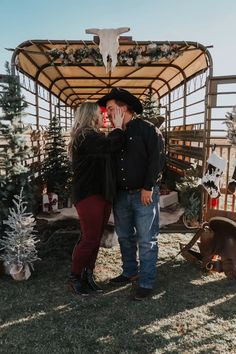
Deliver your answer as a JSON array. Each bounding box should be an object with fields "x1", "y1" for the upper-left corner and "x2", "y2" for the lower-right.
[{"x1": 129, "y1": 189, "x2": 140, "y2": 194}]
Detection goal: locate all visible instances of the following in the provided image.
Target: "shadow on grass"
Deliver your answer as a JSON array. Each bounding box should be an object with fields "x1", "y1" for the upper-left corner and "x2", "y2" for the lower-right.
[
  {"x1": 1, "y1": 251, "x2": 236, "y2": 353},
  {"x1": 209, "y1": 292, "x2": 236, "y2": 320}
]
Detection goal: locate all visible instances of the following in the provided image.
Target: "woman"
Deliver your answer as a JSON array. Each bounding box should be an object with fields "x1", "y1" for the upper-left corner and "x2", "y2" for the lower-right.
[{"x1": 68, "y1": 101, "x2": 124, "y2": 295}]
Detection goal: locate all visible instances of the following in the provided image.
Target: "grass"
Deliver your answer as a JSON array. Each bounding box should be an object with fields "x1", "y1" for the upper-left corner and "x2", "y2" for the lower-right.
[{"x1": 1, "y1": 232, "x2": 236, "y2": 354}]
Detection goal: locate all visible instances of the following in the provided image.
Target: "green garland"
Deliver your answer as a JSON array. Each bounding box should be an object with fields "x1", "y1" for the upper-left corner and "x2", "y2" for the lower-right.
[{"x1": 47, "y1": 43, "x2": 183, "y2": 67}]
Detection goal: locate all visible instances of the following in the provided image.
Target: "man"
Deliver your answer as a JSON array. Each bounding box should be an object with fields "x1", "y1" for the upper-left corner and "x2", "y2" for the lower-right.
[{"x1": 98, "y1": 88, "x2": 165, "y2": 300}]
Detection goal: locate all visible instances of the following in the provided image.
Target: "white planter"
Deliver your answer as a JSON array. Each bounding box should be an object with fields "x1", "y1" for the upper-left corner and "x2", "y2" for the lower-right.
[{"x1": 9, "y1": 263, "x2": 31, "y2": 281}]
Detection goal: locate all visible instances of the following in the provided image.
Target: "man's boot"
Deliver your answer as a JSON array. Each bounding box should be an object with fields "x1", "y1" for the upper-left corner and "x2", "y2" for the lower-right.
[
  {"x1": 84, "y1": 269, "x2": 103, "y2": 293},
  {"x1": 67, "y1": 273, "x2": 89, "y2": 296}
]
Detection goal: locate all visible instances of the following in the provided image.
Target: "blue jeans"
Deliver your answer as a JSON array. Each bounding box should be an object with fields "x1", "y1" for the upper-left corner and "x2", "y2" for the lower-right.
[{"x1": 113, "y1": 186, "x2": 159, "y2": 289}]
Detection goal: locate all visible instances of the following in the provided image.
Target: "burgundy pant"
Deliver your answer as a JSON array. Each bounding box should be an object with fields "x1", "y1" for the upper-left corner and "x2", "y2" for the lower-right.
[{"x1": 71, "y1": 195, "x2": 111, "y2": 276}]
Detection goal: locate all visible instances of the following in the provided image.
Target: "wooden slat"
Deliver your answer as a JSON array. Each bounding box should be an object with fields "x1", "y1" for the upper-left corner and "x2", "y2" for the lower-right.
[
  {"x1": 167, "y1": 157, "x2": 193, "y2": 170},
  {"x1": 169, "y1": 144, "x2": 203, "y2": 160},
  {"x1": 168, "y1": 129, "x2": 204, "y2": 141}
]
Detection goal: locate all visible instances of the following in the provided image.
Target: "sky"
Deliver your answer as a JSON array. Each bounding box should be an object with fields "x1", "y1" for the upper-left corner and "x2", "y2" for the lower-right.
[{"x1": 0, "y1": 0, "x2": 236, "y2": 77}]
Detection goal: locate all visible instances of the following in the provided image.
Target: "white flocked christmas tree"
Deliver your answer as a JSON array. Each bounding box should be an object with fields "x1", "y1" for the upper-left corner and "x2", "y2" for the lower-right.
[{"x1": 0, "y1": 188, "x2": 40, "y2": 280}]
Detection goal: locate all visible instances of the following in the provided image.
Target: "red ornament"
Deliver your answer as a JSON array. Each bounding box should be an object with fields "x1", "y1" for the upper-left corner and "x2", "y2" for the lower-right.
[
  {"x1": 209, "y1": 198, "x2": 219, "y2": 208},
  {"x1": 100, "y1": 106, "x2": 107, "y2": 127}
]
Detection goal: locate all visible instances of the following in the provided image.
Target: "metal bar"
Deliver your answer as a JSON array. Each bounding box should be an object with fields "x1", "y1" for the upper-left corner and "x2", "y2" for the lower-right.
[{"x1": 209, "y1": 91, "x2": 236, "y2": 95}]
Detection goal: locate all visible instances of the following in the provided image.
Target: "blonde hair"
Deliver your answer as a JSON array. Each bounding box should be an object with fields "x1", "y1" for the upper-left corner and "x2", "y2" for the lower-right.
[{"x1": 68, "y1": 101, "x2": 101, "y2": 158}]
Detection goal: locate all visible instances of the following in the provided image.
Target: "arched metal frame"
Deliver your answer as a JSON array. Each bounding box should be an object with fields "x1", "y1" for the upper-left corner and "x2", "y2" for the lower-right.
[
  {"x1": 10, "y1": 38, "x2": 213, "y2": 171},
  {"x1": 11, "y1": 39, "x2": 213, "y2": 109},
  {"x1": 13, "y1": 38, "x2": 236, "y2": 227}
]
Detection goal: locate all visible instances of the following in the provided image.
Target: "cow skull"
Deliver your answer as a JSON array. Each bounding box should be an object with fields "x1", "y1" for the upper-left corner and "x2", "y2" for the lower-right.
[{"x1": 85, "y1": 27, "x2": 130, "y2": 72}]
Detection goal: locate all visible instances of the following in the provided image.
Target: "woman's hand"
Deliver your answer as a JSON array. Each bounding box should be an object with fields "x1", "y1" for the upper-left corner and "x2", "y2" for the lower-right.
[{"x1": 112, "y1": 107, "x2": 125, "y2": 129}]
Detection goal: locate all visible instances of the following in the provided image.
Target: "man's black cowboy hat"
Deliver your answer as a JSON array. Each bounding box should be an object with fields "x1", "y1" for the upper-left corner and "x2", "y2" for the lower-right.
[{"x1": 98, "y1": 88, "x2": 143, "y2": 114}]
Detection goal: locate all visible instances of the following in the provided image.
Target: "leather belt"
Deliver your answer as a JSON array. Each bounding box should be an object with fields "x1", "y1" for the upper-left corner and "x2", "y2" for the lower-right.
[{"x1": 127, "y1": 189, "x2": 142, "y2": 194}]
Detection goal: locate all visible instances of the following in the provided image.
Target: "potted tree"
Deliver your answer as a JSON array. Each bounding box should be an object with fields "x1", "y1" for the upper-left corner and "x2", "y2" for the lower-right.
[
  {"x1": 176, "y1": 165, "x2": 201, "y2": 229},
  {"x1": 182, "y1": 193, "x2": 201, "y2": 229},
  {"x1": 0, "y1": 188, "x2": 40, "y2": 280}
]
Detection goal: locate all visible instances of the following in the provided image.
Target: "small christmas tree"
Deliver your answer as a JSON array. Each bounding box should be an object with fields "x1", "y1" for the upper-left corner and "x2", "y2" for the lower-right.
[
  {"x1": 41, "y1": 115, "x2": 72, "y2": 206},
  {"x1": 183, "y1": 193, "x2": 201, "y2": 224},
  {"x1": 141, "y1": 89, "x2": 164, "y2": 128},
  {"x1": 0, "y1": 188, "x2": 40, "y2": 280},
  {"x1": 176, "y1": 164, "x2": 201, "y2": 227}
]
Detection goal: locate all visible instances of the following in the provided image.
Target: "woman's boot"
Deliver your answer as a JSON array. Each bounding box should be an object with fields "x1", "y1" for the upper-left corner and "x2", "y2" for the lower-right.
[
  {"x1": 67, "y1": 273, "x2": 89, "y2": 296},
  {"x1": 84, "y1": 269, "x2": 103, "y2": 293}
]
